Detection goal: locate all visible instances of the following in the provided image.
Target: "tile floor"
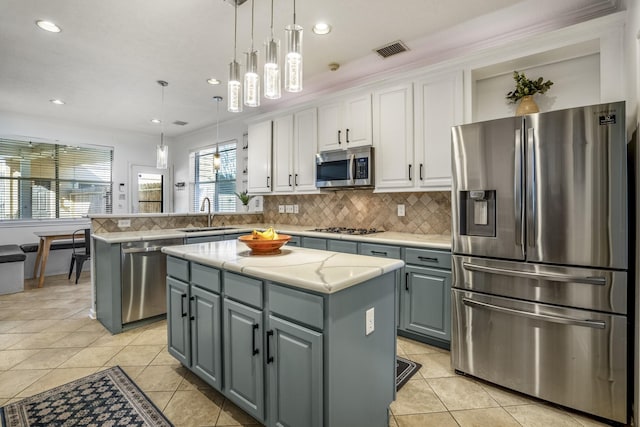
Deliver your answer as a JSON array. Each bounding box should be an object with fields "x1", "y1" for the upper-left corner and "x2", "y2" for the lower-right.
[{"x1": 0, "y1": 274, "x2": 615, "y2": 427}]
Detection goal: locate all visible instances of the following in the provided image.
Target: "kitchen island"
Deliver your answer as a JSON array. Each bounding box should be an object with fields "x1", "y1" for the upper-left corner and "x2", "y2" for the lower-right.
[{"x1": 162, "y1": 239, "x2": 404, "y2": 427}]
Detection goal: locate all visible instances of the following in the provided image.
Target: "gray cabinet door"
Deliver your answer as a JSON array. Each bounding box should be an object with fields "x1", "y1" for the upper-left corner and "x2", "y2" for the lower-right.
[
  {"x1": 191, "y1": 286, "x2": 222, "y2": 391},
  {"x1": 403, "y1": 265, "x2": 451, "y2": 341},
  {"x1": 302, "y1": 236, "x2": 327, "y2": 250},
  {"x1": 267, "y1": 315, "x2": 323, "y2": 427},
  {"x1": 327, "y1": 239, "x2": 358, "y2": 254},
  {"x1": 167, "y1": 277, "x2": 190, "y2": 366},
  {"x1": 223, "y1": 298, "x2": 264, "y2": 422}
]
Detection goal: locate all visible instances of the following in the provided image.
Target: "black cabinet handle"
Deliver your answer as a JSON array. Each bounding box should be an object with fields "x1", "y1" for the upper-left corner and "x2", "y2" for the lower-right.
[
  {"x1": 180, "y1": 294, "x2": 187, "y2": 317},
  {"x1": 288, "y1": 174, "x2": 292, "y2": 187},
  {"x1": 294, "y1": 174, "x2": 298, "y2": 186},
  {"x1": 418, "y1": 256, "x2": 438, "y2": 263},
  {"x1": 266, "y1": 176, "x2": 270, "y2": 188},
  {"x1": 338, "y1": 130, "x2": 342, "y2": 145},
  {"x1": 346, "y1": 128, "x2": 350, "y2": 143},
  {"x1": 419, "y1": 163, "x2": 424, "y2": 180},
  {"x1": 405, "y1": 272, "x2": 409, "y2": 291},
  {"x1": 252, "y1": 324, "x2": 259, "y2": 356},
  {"x1": 266, "y1": 330, "x2": 274, "y2": 363},
  {"x1": 371, "y1": 250, "x2": 388, "y2": 256},
  {"x1": 190, "y1": 316, "x2": 195, "y2": 321},
  {"x1": 408, "y1": 164, "x2": 412, "y2": 181}
]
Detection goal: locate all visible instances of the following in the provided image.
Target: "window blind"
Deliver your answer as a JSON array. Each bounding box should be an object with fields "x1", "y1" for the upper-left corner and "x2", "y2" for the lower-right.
[
  {"x1": 190, "y1": 141, "x2": 237, "y2": 213},
  {"x1": 0, "y1": 138, "x2": 113, "y2": 220}
]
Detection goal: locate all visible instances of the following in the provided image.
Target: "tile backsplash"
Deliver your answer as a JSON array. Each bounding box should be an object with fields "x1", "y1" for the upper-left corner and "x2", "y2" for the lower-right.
[{"x1": 263, "y1": 190, "x2": 451, "y2": 234}]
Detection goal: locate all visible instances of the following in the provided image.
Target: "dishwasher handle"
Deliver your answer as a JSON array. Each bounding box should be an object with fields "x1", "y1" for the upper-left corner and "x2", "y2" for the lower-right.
[{"x1": 122, "y1": 245, "x2": 165, "y2": 254}]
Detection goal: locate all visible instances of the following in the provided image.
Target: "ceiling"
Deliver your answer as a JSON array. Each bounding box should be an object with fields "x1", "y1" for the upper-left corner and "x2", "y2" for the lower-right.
[{"x1": 0, "y1": 0, "x2": 623, "y2": 138}]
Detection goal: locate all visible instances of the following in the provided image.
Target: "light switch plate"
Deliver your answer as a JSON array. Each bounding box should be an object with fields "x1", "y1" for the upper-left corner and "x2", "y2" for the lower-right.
[
  {"x1": 278, "y1": 205, "x2": 285, "y2": 213},
  {"x1": 365, "y1": 307, "x2": 375, "y2": 335},
  {"x1": 293, "y1": 204, "x2": 299, "y2": 214},
  {"x1": 397, "y1": 204, "x2": 405, "y2": 217},
  {"x1": 285, "y1": 205, "x2": 294, "y2": 213},
  {"x1": 118, "y1": 219, "x2": 131, "y2": 228}
]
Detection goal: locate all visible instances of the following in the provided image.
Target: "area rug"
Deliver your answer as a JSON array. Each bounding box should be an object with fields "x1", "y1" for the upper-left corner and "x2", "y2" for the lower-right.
[
  {"x1": 396, "y1": 356, "x2": 422, "y2": 391},
  {"x1": 0, "y1": 366, "x2": 173, "y2": 427}
]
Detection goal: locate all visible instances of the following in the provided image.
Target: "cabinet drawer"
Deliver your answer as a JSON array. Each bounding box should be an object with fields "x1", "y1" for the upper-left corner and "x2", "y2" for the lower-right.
[
  {"x1": 268, "y1": 284, "x2": 324, "y2": 330},
  {"x1": 286, "y1": 235, "x2": 301, "y2": 247},
  {"x1": 327, "y1": 239, "x2": 358, "y2": 254},
  {"x1": 405, "y1": 248, "x2": 451, "y2": 269},
  {"x1": 167, "y1": 256, "x2": 189, "y2": 282},
  {"x1": 191, "y1": 263, "x2": 221, "y2": 293},
  {"x1": 303, "y1": 237, "x2": 327, "y2": 250},
  {"x1": 359, "y1": 243, "x2": 401, "y2": 259},
  {"x1": 224, "y1": 272, "x2": 263, "y2": 308}
]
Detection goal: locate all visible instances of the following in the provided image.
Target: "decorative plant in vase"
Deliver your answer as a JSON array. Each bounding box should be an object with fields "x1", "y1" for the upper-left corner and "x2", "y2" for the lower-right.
[
  {"x1": 506, "y1": 71, "x2": 553, "y2": 116},
  {"x1": 235, "y1": 190, "x2": 255, "y2": 211}
]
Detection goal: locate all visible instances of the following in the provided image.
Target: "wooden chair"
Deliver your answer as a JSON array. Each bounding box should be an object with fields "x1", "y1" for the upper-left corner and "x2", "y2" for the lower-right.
[{"x1": 68, "y1": 228, "x2": 91, "y2": 284}]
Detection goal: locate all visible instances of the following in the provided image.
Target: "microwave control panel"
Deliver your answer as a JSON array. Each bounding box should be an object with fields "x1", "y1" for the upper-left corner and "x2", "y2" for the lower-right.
[{"x1": 355, "y1": 157, "x2": 369, "y2": 179}]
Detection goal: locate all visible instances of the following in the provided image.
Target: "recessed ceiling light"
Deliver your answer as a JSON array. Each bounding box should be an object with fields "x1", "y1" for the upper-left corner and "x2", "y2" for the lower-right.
[
  {"x1": 207, "y1": 78, "x2": 221, "y2": 85},
  {"x1": 36, "y1": 20, "x2": 61, "y2": 33},
  {"x1": 312, "y1": 22, "x2": 332, "y2": 35},
  {"x1": 49, "y1": 99, "x2": 65, "y2": 105},
  {"x1": 150, "y1": 118, "x2": 161, "y2": 124}
]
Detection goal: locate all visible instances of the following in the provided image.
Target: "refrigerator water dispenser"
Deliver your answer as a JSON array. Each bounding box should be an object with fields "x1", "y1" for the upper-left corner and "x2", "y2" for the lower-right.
[{"x1": 459, "y1": 190, "x2": 496, "y2": 237}]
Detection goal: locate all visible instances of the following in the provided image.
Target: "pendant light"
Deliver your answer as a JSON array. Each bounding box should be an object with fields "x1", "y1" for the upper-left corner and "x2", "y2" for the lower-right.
[
  {"x1": 213, "y1": 96, "x2": 223, "y2": 170},
  {"x1": 228, "y1": 1, "x2": 242, "y2": 113},
  {"x1": 156, "y1": 80, "x2": 168, "y2": 169},
  {"x1": 263, "y1": 0, "x2": 281, "y2": 99},
  {"x1": 284, "y1": 0, "x2": 303, "y2": 92},
  {"x1": 244, "y1": 0, "x2": 260, "y2": 107}
]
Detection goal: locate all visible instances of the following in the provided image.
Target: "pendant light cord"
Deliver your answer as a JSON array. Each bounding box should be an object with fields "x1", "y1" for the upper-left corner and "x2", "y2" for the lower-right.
[
  {"x1": 270, "y1": 0, "x2": 274, "y2": 39},
  {"x1": 160, "y1": 83, "x2": 165, "y2": 147},
  {"x1": 293, "y1": 0, "x2": 296, "y2": 25},
  {"x1": 233, "y1": 0, "x2": 238, "y2": 61},
  {"x1": 250, "y1": 0, "x2": 255, "y2": 50}
]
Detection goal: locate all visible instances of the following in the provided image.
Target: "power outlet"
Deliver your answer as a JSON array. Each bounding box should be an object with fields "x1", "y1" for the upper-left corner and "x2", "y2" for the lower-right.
[
  {"x1": 293, "y1": 204, "x2": 299, "y2": 214},
  {"x1": 397, "y1": 204, "x2": 405, "y2": 217},
  {"x1": 118, "y1": 219, "x2": 131, "y2": 228},
  {"x1": 278, "y1": 205, "x2": 285, "y2": 213},
  {"x1": 285, "y1": 205, "x2": 294, "y2": 213},
  {"x1": 365, "y1": 307, "x2": 375, "y2": 335}
]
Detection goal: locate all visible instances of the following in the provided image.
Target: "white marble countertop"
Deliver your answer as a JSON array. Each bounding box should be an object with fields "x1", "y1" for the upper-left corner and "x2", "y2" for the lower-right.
[
  {"x1": 93, "y1": 223, "x2": 451, "y2": 250},
  {"x1": 162, "y1": 239, "x2": 405, "y2": 294}
]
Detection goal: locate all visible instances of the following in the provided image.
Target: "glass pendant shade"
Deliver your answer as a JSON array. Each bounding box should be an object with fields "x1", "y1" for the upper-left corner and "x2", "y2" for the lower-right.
[
  {"x1": 284, "y1": 24, "x2": 303, "y2": 92},
  {"x1": 264, "y1": 38, "x2": 281, "y2": 99},
  {"x1": 244, "y1": 50, "x2": 260, "y2": 107},
  {"x1": 213, "y1": 152, "x2": 221, "y2": 170},
  {"x1": 156, "y1": 141, "x2": 168, "y2": 169},
  {"x1": 228, "y1": 60, "x2": 243, "y2": 113}
]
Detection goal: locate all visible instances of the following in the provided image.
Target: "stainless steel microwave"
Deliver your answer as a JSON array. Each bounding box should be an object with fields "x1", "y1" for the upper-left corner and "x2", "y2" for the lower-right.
[{"x1": 315, "y1": 147, "x2": 374, "y2": 189}]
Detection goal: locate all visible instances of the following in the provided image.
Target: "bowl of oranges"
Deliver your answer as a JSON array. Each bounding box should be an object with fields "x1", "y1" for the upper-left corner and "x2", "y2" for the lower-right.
[{"x1": 238, "y1": 227, "x2": 291, "y2": 254}]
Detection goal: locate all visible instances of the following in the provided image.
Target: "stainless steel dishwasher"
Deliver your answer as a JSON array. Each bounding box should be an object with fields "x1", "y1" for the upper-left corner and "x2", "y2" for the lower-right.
[{"x1": 121, "y1": 238, "x2": 184, "y2": 325}]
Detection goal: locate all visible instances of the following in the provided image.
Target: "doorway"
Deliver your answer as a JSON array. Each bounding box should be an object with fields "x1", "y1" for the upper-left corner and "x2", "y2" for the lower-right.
[{"x1": 130, "y1": 164, "x2": 172, "y2": 213}]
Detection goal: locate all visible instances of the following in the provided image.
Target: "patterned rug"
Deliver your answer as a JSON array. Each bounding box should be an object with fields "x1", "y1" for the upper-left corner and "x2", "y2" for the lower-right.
[
  {"x1": 396, "y1": 356, "x2": 422, "y2": 391},
  {"x1": 0, "y1": 366, "x2": 173, "y2": 427}
]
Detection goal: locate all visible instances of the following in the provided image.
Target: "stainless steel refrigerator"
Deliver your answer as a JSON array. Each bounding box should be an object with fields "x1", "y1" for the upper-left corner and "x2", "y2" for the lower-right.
[{"x1": 451, "y1": 102, "x2": 629, "y2": 423}]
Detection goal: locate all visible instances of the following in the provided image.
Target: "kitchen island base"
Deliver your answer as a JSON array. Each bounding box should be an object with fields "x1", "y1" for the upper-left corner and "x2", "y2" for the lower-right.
[{"x1": 166, "y1": 250, "x2": 400, "y2": 427}]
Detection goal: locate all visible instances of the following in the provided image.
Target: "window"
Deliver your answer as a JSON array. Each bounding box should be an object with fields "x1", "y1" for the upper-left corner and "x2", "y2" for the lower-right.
[
  {"x1": 190, "y1": 141, "x2": 236, "y2": 212},
  {"x1": 0, "y1": 138, "x2": 113, "y2": 220}
]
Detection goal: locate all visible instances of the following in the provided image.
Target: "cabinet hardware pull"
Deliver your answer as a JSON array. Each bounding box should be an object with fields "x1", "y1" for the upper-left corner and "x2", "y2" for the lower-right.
[
  {"x1": 418, "y1": 256, "x2": 438, "y2": 263},
  {"x1": 346, "y1": 128, "x2": 350, "y2": 143},
  {"x1": 190, "y1": 316, "x2": 195, "y2": 321},
  {"x1": 371, "y1": 250, "x2": 388, "y2": 256},
  {"x1": 181, "y1": 294, "x2": 187, "y2": 318},
  {"x1": 266, "y1": 176, "x2": 270, "y2": 188},
  {"x1": 405, "y1": 272, "x2": 409, "y2": 291},
  {"x1": 408, "y1": 164, "x2": 413, "y2": 181},
  {"x1": 338, "y1": 130, "x2": 342, "y2": 144},
  {"x1": 419, "y1": 163, "x2": 424, "y2": 180},
  {"x1": 294, "y1": 174, "x2": 298, "y2": 186},
  {"x1": 288, "y1": 174, "x2": 292, "y2": 186},
  {"x1": 252, "y1": 324, "x2": 260, "y2": 356},
  {"x1": 266, "y1": 330, "x2": 274, "y2": 363}
]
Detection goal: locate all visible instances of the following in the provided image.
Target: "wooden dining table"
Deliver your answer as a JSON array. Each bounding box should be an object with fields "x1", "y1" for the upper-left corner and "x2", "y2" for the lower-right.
[{"x1": 33, "y1": 229, "x2": 81, "y2": 288}]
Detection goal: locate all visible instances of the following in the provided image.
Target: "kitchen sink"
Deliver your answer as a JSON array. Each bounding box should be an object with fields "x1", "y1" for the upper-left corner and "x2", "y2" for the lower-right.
[{"x1": 178, "y1": 227, "x2": 237, "y2": 232}]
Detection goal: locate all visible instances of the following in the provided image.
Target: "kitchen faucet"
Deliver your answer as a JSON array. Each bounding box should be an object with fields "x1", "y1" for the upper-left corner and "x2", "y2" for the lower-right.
[{"x1": 200, "y1": 197, "x2": 212, "y2": 227}]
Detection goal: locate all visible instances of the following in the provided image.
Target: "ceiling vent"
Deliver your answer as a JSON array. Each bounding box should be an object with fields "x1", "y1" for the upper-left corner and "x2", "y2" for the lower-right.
[
  {"x1": 374, "y1": 40, "x2": 409, "y2": 58},
  {"x1": 173, "y1": 120, "x2": 188, "y2": 126}
]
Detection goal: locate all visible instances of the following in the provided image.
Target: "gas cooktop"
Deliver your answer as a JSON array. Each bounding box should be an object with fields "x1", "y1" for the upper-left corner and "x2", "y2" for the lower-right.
[{"x1": 310, "y1": 227, "x2": 383, "y2": 235}]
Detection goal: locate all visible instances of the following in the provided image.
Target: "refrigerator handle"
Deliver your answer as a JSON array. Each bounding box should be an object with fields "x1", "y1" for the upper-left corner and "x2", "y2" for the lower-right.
[
  {"x1": 462, "y1": 298, "x2": 606, "y2": 329},
  {"x1": 526, "y1": 127, "x2": 537, "y2": 248},
  {"x1": 461, "y1": 261, "x2": 607, "y2": 286},
  {"x1": 514, "y1": 129, "x2": 523, "y2": 247}
]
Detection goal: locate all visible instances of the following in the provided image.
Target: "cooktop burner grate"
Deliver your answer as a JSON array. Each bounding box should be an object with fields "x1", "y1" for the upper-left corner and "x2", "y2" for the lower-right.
[{"x1": 311, "y1": 227, "x2": 383, "y2": 235}]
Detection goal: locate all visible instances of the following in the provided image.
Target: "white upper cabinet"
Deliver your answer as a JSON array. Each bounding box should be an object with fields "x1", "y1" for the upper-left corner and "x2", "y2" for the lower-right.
[
  {"x1": 272, "y1": 108, "x2": 318, "y2": 194},
  {"x1": 414, "y1": 70, "x2": 463, "y2": 190},
  {"x1": 247, "y1": 120, "x2": 273, "y2": 194},
  {"x1": 373, "y1": 83, "x2": 414, "y2": 190},
  {"x1": 318, "y1": 93, "x2": 372, "y2": 152},
  {"x1": 373, "y1": 70, "x2": 463, "y2": 192}
]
